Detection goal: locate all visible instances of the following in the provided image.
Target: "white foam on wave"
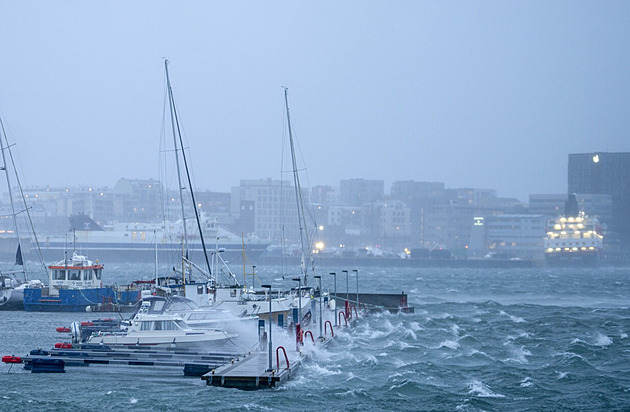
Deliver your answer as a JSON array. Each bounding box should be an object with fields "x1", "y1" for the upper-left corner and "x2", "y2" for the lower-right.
[
  {"x1": 500, "y1": 310, "x2": 526, "y2": 323},
  {"x1": 402, "y1": 328, "x2": 417, "y2": 341},
  {"x1": 243, "y1": 403, "x2": 273, "y2": 410},
  {"x1": 439, "y1": 339, "x2": 460, "y2": 350},
  {"x1": 305, "y1": 362, "x2": 343, "y2": 377},
  {"x1": 466, "y1": 348, "x2": 490, "y2": 358},
  {"x1": 385, "y1": 340, "x2": 414, "y2": 350},
  {"x1": 594, "y1": 333, "x2": 613, "y2": 346},
  {"x1": 468, "y1": 379, "x2": 505, "y2": 398},
  {"x1": 130, "y1": 398, "x2": 138, "y2": 404},
  {"x1": 557, "y1": 371, "x2": 569, "y2": 379},
  {"x1": 520, "y1": 377, "x2": 533, "y2": 387},
  {"x1": 409, "y1": 321, "x2": 424, "y2": 332},
  {"x1": 572, "y1": 334, "x2": 612, "y2": 347},
  {"x1": 451, "y1": 324, "x2": 461, "y2": 336},
  {"x1": 507, "y1": 346, "x2": 531, "y2": 364},
  {"x1": 621, "y1": 333, "x2": 628, "y2": 339}
]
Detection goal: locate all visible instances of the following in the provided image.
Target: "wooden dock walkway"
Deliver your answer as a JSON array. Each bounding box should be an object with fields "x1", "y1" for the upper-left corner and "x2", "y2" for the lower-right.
[{"x1": 202, "y1": 349, "x2": 306, "y2": 390}]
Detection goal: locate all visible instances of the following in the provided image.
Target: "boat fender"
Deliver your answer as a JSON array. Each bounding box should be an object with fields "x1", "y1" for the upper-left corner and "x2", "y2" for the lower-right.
[
  {"x1": 2, "y1": 355, "x2": 22, "y2": 363},
  {"x1": 70, "y1": 321, "x2": 82, "y2": 344},
  {"x1": 301, "y1": 310, "x2": 312, "y2": 327}
]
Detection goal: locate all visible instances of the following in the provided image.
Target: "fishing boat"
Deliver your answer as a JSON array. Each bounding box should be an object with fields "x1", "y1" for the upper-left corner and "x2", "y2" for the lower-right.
[{"x1": 23, "y1": 251, "x2": 141, "y2": 312}]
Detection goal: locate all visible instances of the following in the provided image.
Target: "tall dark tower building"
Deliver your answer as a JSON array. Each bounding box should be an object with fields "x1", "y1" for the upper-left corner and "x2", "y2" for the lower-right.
[{"x1": 568, "y1": 152, "x2": 630, "y2": 247}]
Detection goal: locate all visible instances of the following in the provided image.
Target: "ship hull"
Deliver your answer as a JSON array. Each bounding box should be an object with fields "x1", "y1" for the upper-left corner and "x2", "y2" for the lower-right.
[
  {"x1": 5, "y1": 241, "x2": 268, "y2": 264},
  {"x1": 23, "y1": 287, "x2": 141, "y2": 312},
  {"x1": 544, "y1": 251, "x2": 600, "y2": 267}
]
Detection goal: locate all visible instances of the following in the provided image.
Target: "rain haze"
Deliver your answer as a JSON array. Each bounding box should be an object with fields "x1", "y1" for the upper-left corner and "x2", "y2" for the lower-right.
[{"x1": 1, "y1": 1, "x2": 629, "y2": 201}]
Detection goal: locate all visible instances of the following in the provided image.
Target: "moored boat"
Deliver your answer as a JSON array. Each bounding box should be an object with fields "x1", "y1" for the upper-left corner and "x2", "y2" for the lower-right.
[
  {"x1": 23, "y1": 252, "x2": 141, "y2": 312},
  {"x1": 84, "y1": 299, "x2": 236, "y2": 349}
]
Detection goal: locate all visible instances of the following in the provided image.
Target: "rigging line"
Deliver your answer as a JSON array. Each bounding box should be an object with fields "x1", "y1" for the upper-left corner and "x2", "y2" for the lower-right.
[
  {"x1": 158, "y1": 76, "x2": 169, "y2": 231},
  {"x1": 284, "y1": 88, "x2": 310, "y2": 286},
  {"x1": 279, "y1": 92, "x2": 289, "y2": 277},
  {"x1": 164, "y1": 60, "x2": 212, "y2": 278},
  {"x1": 0, "y1": 117, "x2": 38, "y2": 280}
]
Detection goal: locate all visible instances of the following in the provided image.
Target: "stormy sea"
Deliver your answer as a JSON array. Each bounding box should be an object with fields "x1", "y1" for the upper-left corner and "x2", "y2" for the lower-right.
[{"x1": 1, "y1": 263, "x2": 629, "y2": 411}]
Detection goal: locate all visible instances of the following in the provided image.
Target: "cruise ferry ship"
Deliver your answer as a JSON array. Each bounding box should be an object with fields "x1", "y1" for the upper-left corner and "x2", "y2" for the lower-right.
[
  {"x1": 31, "y1": 214, "x2": 271, "y2": 263},
  {"x1": 544, "y1": 194, "x2": 603, "y2": 264}
]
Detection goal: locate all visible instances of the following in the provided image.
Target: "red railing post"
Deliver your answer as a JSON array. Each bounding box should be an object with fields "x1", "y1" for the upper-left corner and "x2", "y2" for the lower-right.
[
  {"x1": 324, "y1": 320, "x2": 334, "y2": 337},
  {"x1": 276, "y1": 346, "x2": 290, "y2": 371},
  {"x1": 304, "y1": 330, "x2": 314, "y2": 342},
  {"x1": 338, "y1": 311, "x2": 347, "y2": 326},
  {"x1": 350, "y1": 304, "x2": 358, "y2": 319}
]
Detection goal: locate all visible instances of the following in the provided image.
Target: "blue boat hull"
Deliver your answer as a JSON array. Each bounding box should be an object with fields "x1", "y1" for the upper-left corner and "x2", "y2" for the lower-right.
[{"x1": 23, "y1": 287, "x2": 141, "y2": 312}]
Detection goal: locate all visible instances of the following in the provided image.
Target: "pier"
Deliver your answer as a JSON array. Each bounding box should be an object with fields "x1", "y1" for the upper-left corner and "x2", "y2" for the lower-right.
[{"x1": 3, "y1": 289, "x2": 413, "y2": 390}]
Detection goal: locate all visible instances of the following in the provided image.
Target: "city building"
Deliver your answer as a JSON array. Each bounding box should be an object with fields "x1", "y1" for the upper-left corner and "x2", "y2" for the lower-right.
[
  {"x1": 231, "y1": 178, "x2": 311, "y2": 242},
  {"x1": 568, "y1": 152, "x2": 630, "y2": 246},
  {"x1": 339, "y1": 178, "x2": 384, "y2": 206}
]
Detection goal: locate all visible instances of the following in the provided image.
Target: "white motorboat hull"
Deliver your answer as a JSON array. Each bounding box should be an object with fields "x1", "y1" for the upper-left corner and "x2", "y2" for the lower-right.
[{"x1": 87, "y1": 329, "x2": 236, "y2": 348}]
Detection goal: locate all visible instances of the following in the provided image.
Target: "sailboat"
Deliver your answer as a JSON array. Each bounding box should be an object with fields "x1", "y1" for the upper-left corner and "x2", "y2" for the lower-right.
[
  {"x1": 0, "y1": 114, "x2": 47, "y2": 310},
  {"x1": 160, "y1": 62, "x2": 311, "y2": 326},
  {"x1": 283, "y1": 88, "x2": 319, "y2": 289}
]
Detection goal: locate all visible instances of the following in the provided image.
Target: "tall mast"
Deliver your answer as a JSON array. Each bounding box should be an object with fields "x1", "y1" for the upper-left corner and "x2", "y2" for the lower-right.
[
  {"x1": 283, "y1": 88, "x2": 310, "y2": 287},
  {"x1": 164, "y1": 60, "x2": 212, "y2": 278},
  {"x1": 165, "y1": 60, "x2": 189, "y2": 256},
  {"x1": 0, "y1": 116, "x2": 26, "y2": 279}
]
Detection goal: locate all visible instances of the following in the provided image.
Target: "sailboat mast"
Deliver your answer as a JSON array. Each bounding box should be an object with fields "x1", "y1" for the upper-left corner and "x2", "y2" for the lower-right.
[
  {"x1": 0, "y1": 117, "x2": 26, "y2": 279},
  {"x1": 283, "y1": 88, "x2": 310, "y2": 287},
  {"x1": 165, "y1": 60, "x2": 189, "y2": 257},
  {"x1": 164, "y1": 60, "x2": 213, "y2": 278}
]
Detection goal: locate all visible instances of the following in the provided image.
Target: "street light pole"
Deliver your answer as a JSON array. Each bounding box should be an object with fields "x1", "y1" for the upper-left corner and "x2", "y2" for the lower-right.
[
  {"x1": 342, "y1": 269, "x2": 348, "y2": 302},
  {"x1": 330, "y1": 272, "x2": 337, "y2": 326},
  {"x1": 261, "y1": 284, "x2": 272, "y2": 372},
  {"x1": 314, "y1": 275, "x2": 322, "y2": 339}
]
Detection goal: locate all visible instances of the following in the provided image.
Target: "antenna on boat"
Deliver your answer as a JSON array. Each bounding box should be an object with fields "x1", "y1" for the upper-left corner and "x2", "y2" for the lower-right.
[{"x1": 164, "y1": 59, "x2": 213, "y2": 281}]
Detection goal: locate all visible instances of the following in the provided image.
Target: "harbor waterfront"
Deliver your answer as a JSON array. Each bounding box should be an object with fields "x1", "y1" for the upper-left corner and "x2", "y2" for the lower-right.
[{"x1": 2, "y1": 263, "x2": 630, "y2": 410}]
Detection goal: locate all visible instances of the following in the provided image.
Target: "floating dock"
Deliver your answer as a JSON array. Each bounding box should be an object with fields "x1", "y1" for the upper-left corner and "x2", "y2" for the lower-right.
[
  {"x1": 202, "y1": 349, "x2": 306, "y2": 390},
  {"x1": 4, "y1": 291, "x2": 413, "y2": 390}
]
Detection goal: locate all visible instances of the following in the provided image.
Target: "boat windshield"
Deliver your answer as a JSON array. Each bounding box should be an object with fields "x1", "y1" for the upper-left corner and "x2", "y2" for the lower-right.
[{"x1": 168, "y1": 296, "x2": 199, "y2": 311}]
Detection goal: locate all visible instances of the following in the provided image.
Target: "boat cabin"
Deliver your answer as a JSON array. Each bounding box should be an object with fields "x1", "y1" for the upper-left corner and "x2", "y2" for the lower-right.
[{"x1": 48, "y1": 252, "x2": 103, "y2": 294}]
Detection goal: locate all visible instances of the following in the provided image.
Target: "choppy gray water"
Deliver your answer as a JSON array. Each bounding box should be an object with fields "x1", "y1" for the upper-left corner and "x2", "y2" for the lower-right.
[{"x1": 1, "y1": 264, "x2": 630, "y2": 411}]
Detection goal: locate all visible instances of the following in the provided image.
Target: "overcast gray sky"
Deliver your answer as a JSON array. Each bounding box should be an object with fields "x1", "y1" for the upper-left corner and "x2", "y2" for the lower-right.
[{"x1": 1, "y1": 1, "x2": 628, "y2": 202}]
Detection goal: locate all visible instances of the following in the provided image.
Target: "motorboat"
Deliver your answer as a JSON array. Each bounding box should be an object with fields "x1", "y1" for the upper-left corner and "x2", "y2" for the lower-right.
[{"x1": 85, "y1": 299, "x2": 236, "y2": 348}]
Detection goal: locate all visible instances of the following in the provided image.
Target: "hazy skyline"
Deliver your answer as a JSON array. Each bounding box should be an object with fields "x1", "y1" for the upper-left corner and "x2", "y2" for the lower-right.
[{"x1": 1, "y1": 2, "x2": 629, "y2": 202}]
